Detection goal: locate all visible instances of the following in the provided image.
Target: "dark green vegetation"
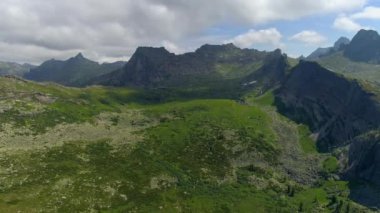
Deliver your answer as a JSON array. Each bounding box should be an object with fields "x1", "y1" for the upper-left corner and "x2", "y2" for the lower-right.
[{"x1": 24, "y1": 53, "x2": 125, "y2": 87}]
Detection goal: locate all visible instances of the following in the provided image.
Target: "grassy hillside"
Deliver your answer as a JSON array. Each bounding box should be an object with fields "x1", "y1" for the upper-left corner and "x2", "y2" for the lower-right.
[
  {"x1": 317, "y1": 52, "x2": 380, "y2": 83},
  {"x1": 0, "y1": 76, "x2": 371, "y2": 212}
]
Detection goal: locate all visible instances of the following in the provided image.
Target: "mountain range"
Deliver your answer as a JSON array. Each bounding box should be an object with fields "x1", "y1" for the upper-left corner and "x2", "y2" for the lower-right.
[
  {"x1": 0, "y1": 29, "x2": 380, "y2": 211},
  {"x1": 92, "y1": 44, "x2": 273, "y2": 88},
  {"x1": 0, "y1": 61, "x2": 35, "y2": 76},
  {"x1": 24, "y1": 53, "x2": 125, "y2": 86},
  {"x1": 306, "y1": 36, "x2": 350, "y2": 60}
]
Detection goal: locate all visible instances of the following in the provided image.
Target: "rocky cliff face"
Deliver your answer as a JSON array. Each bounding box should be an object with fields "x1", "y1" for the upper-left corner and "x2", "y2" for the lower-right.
[
  {"x1": 275, "y1": 61, "x2": 380, "y2": 151},
  {"x1": 344, "y1": 132, "x2": 380, "y2": 208},
  {"x1": 98, "y1": 47, "x2": 175, "y2": 87},
  {"x1": 346, "y1": 132, "x2": 380, "y2": 185}
]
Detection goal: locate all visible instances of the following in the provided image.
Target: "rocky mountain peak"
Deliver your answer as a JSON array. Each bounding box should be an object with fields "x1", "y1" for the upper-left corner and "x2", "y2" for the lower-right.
[
  {"x1": 133, "y1": 47, "x2": 172, "y2": 57},
  {"x1": 130, "y1": 47, "x2": 173, "y2": 66},
  {"x1": 333, "y1": 37, "x2": 350, "y2": 51},
  {"x1": 195, "y1": 43, "x2": 239, "y2": 55},
  {"x1": 355, "y1": 29, "x2": 380, "y2": 40},
  {"x1": 75, "y1": 52, "x2": 85, "y2": 59},
  {"x1": 344, "y1": 29, "x2": 380, "y2": 63}
]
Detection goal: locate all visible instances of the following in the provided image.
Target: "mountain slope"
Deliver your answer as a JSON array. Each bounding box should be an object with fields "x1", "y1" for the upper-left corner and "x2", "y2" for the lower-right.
[
  {"x1": 275, "y1": 61, "x2": 380, "y2": 152},
  {"x1": 24, "y1": 53, "x2": 125, "y2": 87}
]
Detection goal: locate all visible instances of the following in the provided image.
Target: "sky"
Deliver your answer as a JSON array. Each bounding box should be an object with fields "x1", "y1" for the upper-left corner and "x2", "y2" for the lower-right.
[{"x1": 1, "y1": 0, "x2": 380, "y2": 64}]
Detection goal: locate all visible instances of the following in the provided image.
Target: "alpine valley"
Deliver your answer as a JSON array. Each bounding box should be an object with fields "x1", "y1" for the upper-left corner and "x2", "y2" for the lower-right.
[{"x1": 0, "y1": 29, "x2": 380, "y2": 212}]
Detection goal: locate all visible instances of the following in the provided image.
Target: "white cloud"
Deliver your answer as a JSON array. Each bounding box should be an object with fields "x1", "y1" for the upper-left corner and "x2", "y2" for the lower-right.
[
  {"x1": 333, "y1": 15, "x2": 364, "y2": 32},
  {"x1": 229, "y1": 0, "x2": 366, "y2": 23},
  {"x1": 225, "y1": 28, "x2": 282, "y2": 48},
  {"x1": 290, "y1": 31, "x2": 327, "y2": 45},
  {"x1": 332, "y1": 6, "x2": 380, "y2": 33},
  {"x1": 0, "y1": 0, "x2": 368, "y2": 63},
  {"x1": 351, "y1": 6, "x2": 380, "y2": 19},
  {"x1": 161, "y1": 40, "x2": 182, "y2": 54},
  {"x1": 97, "y1": 56, "x2": 130, "y2": 63}
]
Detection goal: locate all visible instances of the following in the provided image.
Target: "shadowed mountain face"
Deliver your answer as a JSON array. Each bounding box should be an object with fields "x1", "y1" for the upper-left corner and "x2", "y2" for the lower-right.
[
  {"x1": 345, "y1": 132, "x2": 380, "y2": 208},
  {"x1": 275, "y1": 61, "x2": 380, "y2": 152},
  {"x1": 243, "y1": 49, "x2": 289, "y2": 93},
  {"x1": 24, "y1": 53, "x2": 125, "y2": 87},
  {"x1": 93, "y1": 44, "x2": 284, "y2": 88},
  {"x1": 94, "y1": 47, "x2": 175, "y2": 87},
  {"x1": 346, "y1": 133, "x2": 380, "y2": 186},
  {"x1": 343, "y1": 29, "x2": 380, "y2": 63}
]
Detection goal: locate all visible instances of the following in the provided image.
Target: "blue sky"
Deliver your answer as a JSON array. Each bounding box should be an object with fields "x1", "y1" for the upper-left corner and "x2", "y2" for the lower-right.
[
  {"x1": 197, "y1": 0, "x2": 380, "y2": 58},
  {"x1": 0, "y1": 0, "x2": 380, "y2": 63},
  {"x1": 282, "y1": 0, "x2": 380, "y2": 57}
]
